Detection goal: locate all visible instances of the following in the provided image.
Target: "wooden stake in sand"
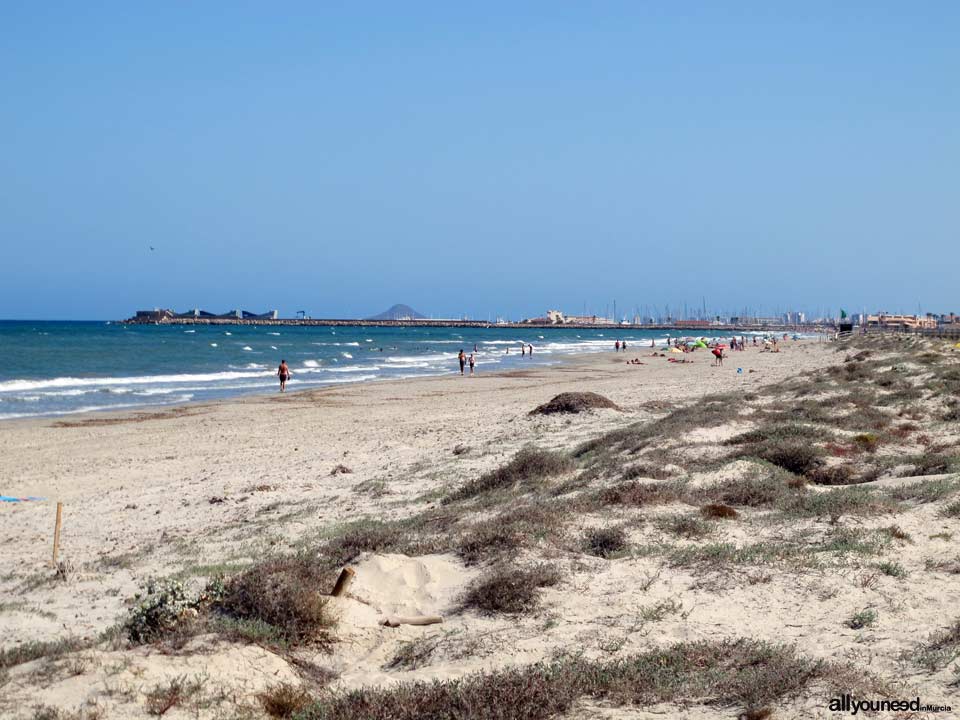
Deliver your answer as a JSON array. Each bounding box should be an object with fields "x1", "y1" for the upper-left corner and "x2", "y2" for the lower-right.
[
  {"x1": 331, "y1": 567, "x2": 355, "y2": 597},
  {"x1": 52, "y1": 502, "x2": 63, "y2": 566}
]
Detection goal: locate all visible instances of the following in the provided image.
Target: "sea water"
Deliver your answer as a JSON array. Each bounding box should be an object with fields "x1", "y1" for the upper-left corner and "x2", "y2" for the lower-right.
[{"x1": 0, "y1": 321, "x2": 740, "y2": 419}]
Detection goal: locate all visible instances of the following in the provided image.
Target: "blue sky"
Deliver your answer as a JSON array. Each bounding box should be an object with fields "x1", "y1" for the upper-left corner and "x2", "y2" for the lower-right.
[{"x1": 1, "y1": 3, "x2": 957, "y2": 320}]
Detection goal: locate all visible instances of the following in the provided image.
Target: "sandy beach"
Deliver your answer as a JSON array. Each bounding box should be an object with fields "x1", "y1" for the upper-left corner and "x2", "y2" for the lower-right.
[{"x1": 2, "y1": 337, "x2": 959, "y2": 719}]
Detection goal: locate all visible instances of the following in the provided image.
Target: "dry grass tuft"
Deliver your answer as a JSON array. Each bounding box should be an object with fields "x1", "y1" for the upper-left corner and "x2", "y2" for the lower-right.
[
  {"x1": 599, "y1": 480, "x2": 685, "y2": 507},
  {"x1": 446, "y1": 447, "x2": 574, "y2": 503},
  {"x1": 581, "y1": 527, "x2": 629, "y2": 558},
  {"x1": 297, "y1": 639, "x2": 877, "y2": 720},
  {"x1": 701, "y1": 503, "x2": 739, "y2": 520},
  {"x1": 460, "y1": 564, "x2": 562, "y2": 615},
  {"x1": 218, "y1": 555, "x2": 336, "y2": 642},
  {"x1": 258, "y1": 682, "x2": 314, "y2": 718}
]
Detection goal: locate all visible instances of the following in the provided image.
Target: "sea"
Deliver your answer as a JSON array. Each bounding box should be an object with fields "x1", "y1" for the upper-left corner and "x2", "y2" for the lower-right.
[{"x1": 0, "y1": 321, "x2": 749, "y2": 420}]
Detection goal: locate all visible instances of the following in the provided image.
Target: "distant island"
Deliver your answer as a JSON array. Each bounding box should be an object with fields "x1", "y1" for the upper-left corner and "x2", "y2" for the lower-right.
[{"x1": 366, "y1": 304, "x2": 426, "y2": 321}]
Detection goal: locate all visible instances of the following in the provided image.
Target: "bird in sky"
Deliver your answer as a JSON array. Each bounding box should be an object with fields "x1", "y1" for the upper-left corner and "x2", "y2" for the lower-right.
[{"x1": 149, "y1": 246, "x2": 155, "y2": 251}]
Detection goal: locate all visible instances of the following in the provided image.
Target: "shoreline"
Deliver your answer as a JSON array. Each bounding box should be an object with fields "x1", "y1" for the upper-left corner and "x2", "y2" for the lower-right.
[
  {"x1": 0, "y1": 351, "x2": 584, "y2": 426},
  {"x1": 0, "y1": 335, "x2": 822, "y2": 423}
]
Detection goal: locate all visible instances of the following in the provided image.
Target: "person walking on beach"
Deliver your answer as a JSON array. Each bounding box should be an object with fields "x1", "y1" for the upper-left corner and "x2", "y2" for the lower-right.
[
  {"x1": 277, "y1": 359, "x2": 291, "y2": 392},
  {"x1": 458, "y1": 349, "x2": 466, "y2": 375},
  {"x1": 469, "y1": 353, "x2": 475, "y2": 375},
  {"x1": 615, "y1": 340, "x2": 621, "y2": 352}
]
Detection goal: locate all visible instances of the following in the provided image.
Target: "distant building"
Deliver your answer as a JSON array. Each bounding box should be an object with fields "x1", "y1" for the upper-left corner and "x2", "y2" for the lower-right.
[
  {"x1": 197, "y1": 309, "x2": 242, "y2": 319},
  {"x1": 134, "y1": 309, "x2": 173, "y2": 322},
  {"x1": 673, "y1": 319, "x2": 711, "y2": 328},
  {"x1": 242, "y1": 310, "x2": 278, "y2": 320},
  {"x1": 546, "y1": 309, "x2": 565, "y2": 324},
  {"x1": 783, "y1": 311, "x2": 806, "y2": 324},
  {"x1": 564, "y1": 314, "x2": 614, "y2": 325},
  {"x1": 866, "y1": 313, "x2": 937, "y2": 330}
]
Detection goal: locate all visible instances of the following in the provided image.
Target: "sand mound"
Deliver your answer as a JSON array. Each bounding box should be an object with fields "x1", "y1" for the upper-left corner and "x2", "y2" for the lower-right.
[
  {"x1": 1, "y1": 637, "x2": 299, "y2": 718},
  {"x1": 348, "y1": 553, "x2": 473, "y2": 617},
  {"x1": 530, "y1": 392, "x2": 621, "y2": 415}
]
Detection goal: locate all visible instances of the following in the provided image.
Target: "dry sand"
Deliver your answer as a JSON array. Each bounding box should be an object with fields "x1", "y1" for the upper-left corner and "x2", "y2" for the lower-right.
[{"x1": 2, "y1": 339, "x2": 958, "y2": 719}]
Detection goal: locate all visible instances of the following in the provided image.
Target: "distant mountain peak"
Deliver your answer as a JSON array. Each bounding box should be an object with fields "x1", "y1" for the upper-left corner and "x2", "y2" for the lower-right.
[{"x1": 366, "y1": 303, "x2": 426, "y2": 321}]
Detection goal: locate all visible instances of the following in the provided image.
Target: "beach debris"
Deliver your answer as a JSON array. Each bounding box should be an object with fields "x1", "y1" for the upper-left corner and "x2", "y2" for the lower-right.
[
  {"x1": 452, "y1": 444, "x2": 472, "y2": 456},
  {"x1": 208, "y1": 496, "x2": 226, "y2": 504},
  {"x1": 380, "y1": 615, "x2": 444, "y2": 628},
  {"x1": 331, "y1": 567, "x2": 356, "y2": 597},
  {"x1": 0, "y1": 495, "x2": 45, "y2": 502},
  {"x1": 530, "y1": 392, "x2": 621, "y2": 415},
  {"x1": 330, "y1": 464, "x2": 353, "y2": 476}
]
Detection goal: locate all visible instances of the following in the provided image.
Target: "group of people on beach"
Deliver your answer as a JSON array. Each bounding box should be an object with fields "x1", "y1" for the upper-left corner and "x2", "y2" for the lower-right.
[
  {"x1": 459, "y1": 342, "x2": 535, "y2": 375},
  {"x1": 275, "y1": 340, "x2": 543, "y2": 391},
  {"x1": 275, "y1": 332, "x2": 795, "y2": 390}
]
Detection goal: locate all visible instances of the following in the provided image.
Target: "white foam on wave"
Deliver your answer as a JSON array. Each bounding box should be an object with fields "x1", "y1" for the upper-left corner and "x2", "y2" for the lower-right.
[
  {"x1": 242, "y1": 346, "x2": 253, "y2": 351},
  {"x1": 386, "y1": 353, "x2": 455, "y2": 364},
  {"x1": 302, "y1": 360, "x2": 321, "y2": 368},
  {"x1": 268, "y1": 332, "x2": 281, "y2": 336},
  {"x1": 184, "y1": 330, "x2": 196, "y2": 334},
  {"x1": 270, "y1": 345, "x2": 278, "y2": 350},
  {"x1": 210, "y1": 343, "x2": 218, "y2": 347},
  {"x1": 341, "y1": 352, "x2": 353, "y2": 359},
  {"x1": 328, "y1": 365, "x2": 377, "y2": 373},
  {"x1": 0, "y1": 369, "x2": 277, "y2": 394},
  {"x1": 224, "y1": 332, "x2": 232, "y2": 336}
]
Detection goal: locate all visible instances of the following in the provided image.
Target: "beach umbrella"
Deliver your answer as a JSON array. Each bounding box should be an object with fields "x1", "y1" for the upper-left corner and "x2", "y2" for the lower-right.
[
  {"x1": 670, "y1": 347, "x2": 684, "y2": 353},
  {"x1": 694, "y1": 340, "x2": 708, "y2": 348}
]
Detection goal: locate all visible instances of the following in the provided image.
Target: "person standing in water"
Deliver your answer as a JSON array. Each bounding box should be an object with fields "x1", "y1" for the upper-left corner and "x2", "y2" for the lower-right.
[
  {"x1": 458, "y1": 349, "x2": 466, "y2": 375},
  {"x1": 521, "y1": 344, "x2": 526, "y2": 357},
  {"x1": 277, "y1": 359, "x2": 291, "y2": 392},
  {"x1": 528, "y1": 344, "x2": 534, "y2": 356},
  {"x1": 469, "y1": 353, "x2": 476, "y2": 375}
]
